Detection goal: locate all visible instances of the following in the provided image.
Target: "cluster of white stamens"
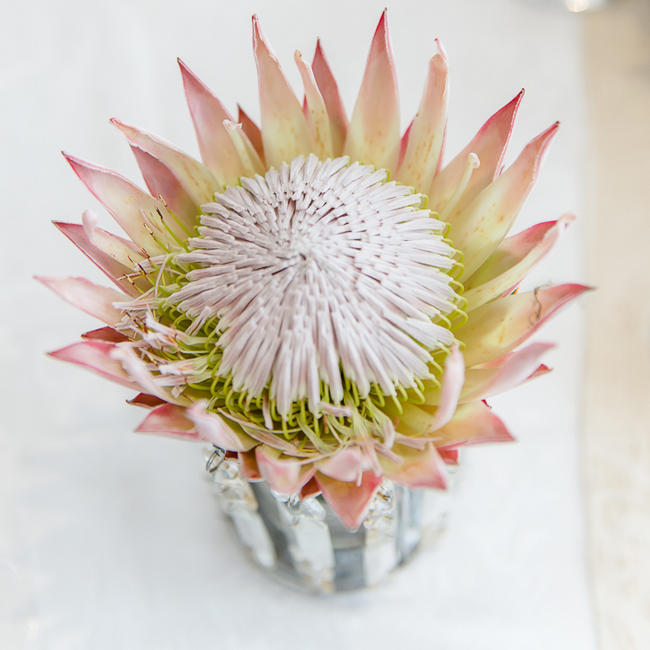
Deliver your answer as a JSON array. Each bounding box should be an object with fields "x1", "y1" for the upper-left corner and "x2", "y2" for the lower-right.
[{"x1": 170, "y1": 155, "x2": 459, "y2": 416}]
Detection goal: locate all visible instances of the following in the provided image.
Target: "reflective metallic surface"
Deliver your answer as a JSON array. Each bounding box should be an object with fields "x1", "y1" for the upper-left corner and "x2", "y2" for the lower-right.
[{"x1": 206, "y1": 450, "x2": 452, "y2": 593}]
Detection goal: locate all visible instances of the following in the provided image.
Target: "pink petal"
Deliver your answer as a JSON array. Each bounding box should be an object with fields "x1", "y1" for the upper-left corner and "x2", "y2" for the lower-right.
[
  {"x1": 255, "y1": 445, "x2": 315, "y2": 495},
  {"x1": 136, "y1": 403, "x2": 197, "y2": 440},
  {"x1": 450, "y1": 122, "x2": 560, "y2": 280},
  {"x1": 437, "y1": 448, "x2": 459, "y2": 465},
  {"x1": 429, "y1": 90, "x2": 524, "y2": 214},
  {"x1": 300, "y1": 477, "x2": 322, "y2": 499},
  {"x1": 379, "y1": 443, "x2": 447, "y2": 489},
  {"x1": 36, "y1": 276, "x2": 124, "y2": 325},
  {"x1": 127, "y1": 393, "x2": 166, "y2": 409},
  {"x1": 53, "y1": 221, "x2": 139, "y2": 295},
  {"x1": 63, "y1": 154, "x2": 170, "y2": 252},
  {"x1": 223, "y1": 120, "x2": 265, "y2": 177},
  {"x1": 252, "y1": 16, "x2": 312, "y2": 168},
  {"x1": 464, "y1": 214, "x2": 575, "y2": 311},
  {"x1": 110, "y1": 118, "x2": 218, "y2": 206},
  {"x1": 420, "y1": 361, "x2": 551, "y2": 409},
  {"x1": 185, "y1": 402, "x2": 257, "y2": 452},
  {"x1": 311, "y1": 39, "x2": 348, "y2": 156},
  {"x1": 434, "y1": 401, "x2": 514, "y2": 447},
  {"x1": 398, "y1": 119, "x2": 413, "y2": 169},
  {"x1": 399, "y1": 343, "x2": 465, "y2": 430},
  {"x1": 54, "y1": 211, "x2": 149, "y2": 295},
  {"x1": 82, "y1": 327, "x2": 129, "y2": 343},
  {"x1": 396, "y1": 42, "x2": 448, "y2": 192},
  {"x1": 426, "y1": 343, "x2": 465, "y2": 431},
  {"x1": 129, "y1": 145, "x2": 197, "y2": 229},
  {"x1": 295, "y1": 50, "x2": 332, "y2": 158},
  {"x1": 109, "y1": 345, "x2": 177, "y2": 403},
  {"x1": 528, "y1": 364, "x2": 552, "y2": 380},
  {"x1": 457, "y1": 283, "x2": 591, "y2": 366},
  {"x1": 461, "y1": 342, "x2": 555, "y2": 400},
  {"x1": 315, "y1": 471, "x2": 383, "y2": 530},
  {"x1": 237, "y1": 105, "x2": 265, "y2": 161},
  {"x1": 239, "y1": 450, "x2": 262, "y2": 481},
  {"x1": 316, "y1": 447, "x2": 372, "y2": 483},
  {"x1": 48, "y1": 340, "x2": 137, "y2": 389},
  {"x1": 344, "y1": 10, "x2": 400, "y2": 170},
  {"x1": 178, "y1": 58, "x2": 243, "y2": 187}
]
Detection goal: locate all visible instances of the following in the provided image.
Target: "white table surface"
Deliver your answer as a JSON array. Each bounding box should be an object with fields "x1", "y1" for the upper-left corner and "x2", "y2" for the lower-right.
[{"x1": 0, "y1": 1, "x2": 596, "y2": 648}]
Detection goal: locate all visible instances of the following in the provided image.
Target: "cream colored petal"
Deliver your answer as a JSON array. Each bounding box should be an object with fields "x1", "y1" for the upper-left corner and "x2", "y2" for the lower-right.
[
  {"x1": 464, "y1": 214, "x2": 574, "y2": 311},
  {"x1": 456, "y1": 283, "x2": 590, "y2": 366},
  {"x1": 460, "y1": 341, "x2": 555, "y2": 401},
  {"x1": 449, "y1": 122, "x2": 560, "y2": 280},
  {"x1": 252, "y1": 15, "x2": 312, "y2": 168},
  {"x1": 434, "y1": 401, "x2": 514, "y2": 447},
  {"x1": 63, "y1": 154, "x2": 169, "y2": 253},
  {"x1": 36, "y1": 276, "x2": 124, "y2": 325},
  {"x1": 344, "y1": 10, "x2": 400, "y2": 170},
  {"x1": 178, "y1": 58, "x2": 243, "y2": 187},
  {"x1": 396, "y1": 42, "x2": 448, "y2": 192},
  {"x1": 53, "y1": 215, "x2": 144, "y2": 295},
  {"x1": 311, "y1": 39, "x2": 349, "y2": 156},
  {"x1": 428, "y1": 90, "x2": 524, "y2": 214},
  {"x1": 129, "y1": 145, "x2": 197, "y2": 233},
  {"x1": 48, "y1": 341, "x2": 137, "y2": 389},
  {"x1": 110, "y1": 118, "x2": 219, "y2": 205},
  {"x1": 295, "y1": 50, "x2": 332, "y2": 158},
  {"x1": 237, "y1": 105, "x2": 265, "y2": 162},
  {"x1": 223, "y1": 120, "x2": 265, "y2": 177}
]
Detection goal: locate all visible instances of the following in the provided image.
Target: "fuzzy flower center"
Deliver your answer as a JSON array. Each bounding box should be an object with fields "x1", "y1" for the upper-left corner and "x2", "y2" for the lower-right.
[{"x1": 169, "y1": 155, "x2": 460, "y2": 417}]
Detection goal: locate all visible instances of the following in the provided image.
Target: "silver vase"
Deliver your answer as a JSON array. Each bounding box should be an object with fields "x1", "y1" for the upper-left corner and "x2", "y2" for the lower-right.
[{"x1": 205, "y1": 447, "x2": 453, "y2": 593}]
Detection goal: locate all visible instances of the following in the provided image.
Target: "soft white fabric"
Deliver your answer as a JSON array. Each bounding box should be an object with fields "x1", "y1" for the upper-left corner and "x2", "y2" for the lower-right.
[{"x1": 0, "y1": 0, "x2": 595, "y2": 648}]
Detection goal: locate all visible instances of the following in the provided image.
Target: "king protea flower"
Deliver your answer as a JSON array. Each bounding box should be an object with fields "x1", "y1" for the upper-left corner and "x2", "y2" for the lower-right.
[{"x1": 39, "y1": 11, "x2": 587, "y2": 529}]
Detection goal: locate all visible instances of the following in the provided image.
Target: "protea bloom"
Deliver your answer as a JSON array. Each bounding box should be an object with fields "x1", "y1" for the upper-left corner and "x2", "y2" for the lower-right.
[{"x1": 39, "y1": 11, "x2": 587, "y2": 529}]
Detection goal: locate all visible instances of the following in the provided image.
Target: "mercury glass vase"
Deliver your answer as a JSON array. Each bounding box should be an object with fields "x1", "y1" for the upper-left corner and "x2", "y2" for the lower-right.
[{"x1": 204, "y1": 447, "x2": 454, "y2": 593}]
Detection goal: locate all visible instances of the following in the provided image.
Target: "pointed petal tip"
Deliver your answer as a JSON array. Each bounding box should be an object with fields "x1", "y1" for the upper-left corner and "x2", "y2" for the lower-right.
[
  {"x1": 109, "y1": 117, "x2": 136, "y2": 136},
  {"x1": 536, "y1": 121, "x2": 560, "y2": 148},
  {"x1": 495, "y1": 88, "x2": 525, "y2": 126},
  {"x1": 373, "y1": 8, "x2": 389, "y2": 41},
  {"x1": 176, "y1": 57, "x2": 203, "y2": 88},
  {"x1": 61, "y1": 151, "x2": 85, "y2": 169},
  {"x1": 109, "y1": 116, "x2": 125, "y2": 130},
  {"x1": 433, "y1": 37, "x2": 448, "y2": 59},
  {"x1": 177, "y1": 57, "x2": 197, "y2": 83},
  {"x1": 316, "y1": 471, "x2": 383, "y2": 529},
  {"x1": 251, "y1": 14, "x2": 262, "y2": 46},
  {"x1": 559, "y1": 282, "x2": 594, "y2": 296}
]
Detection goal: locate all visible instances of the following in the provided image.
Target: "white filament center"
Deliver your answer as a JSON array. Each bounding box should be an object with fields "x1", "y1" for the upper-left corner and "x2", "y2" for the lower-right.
[{"x1": 171, "y1": 155, "x2": 458, "y2": 416}]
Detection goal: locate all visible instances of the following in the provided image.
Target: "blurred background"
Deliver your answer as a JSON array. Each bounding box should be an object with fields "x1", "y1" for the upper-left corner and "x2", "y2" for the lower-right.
[{"x1": 0, "y1": 0, "x2": 647, "y2": 648}]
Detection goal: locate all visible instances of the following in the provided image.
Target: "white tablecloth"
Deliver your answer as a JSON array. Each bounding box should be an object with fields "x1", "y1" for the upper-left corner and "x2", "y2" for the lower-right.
[{"x1": 0, "y1": 1, "x2": 596, "y2": 648}]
